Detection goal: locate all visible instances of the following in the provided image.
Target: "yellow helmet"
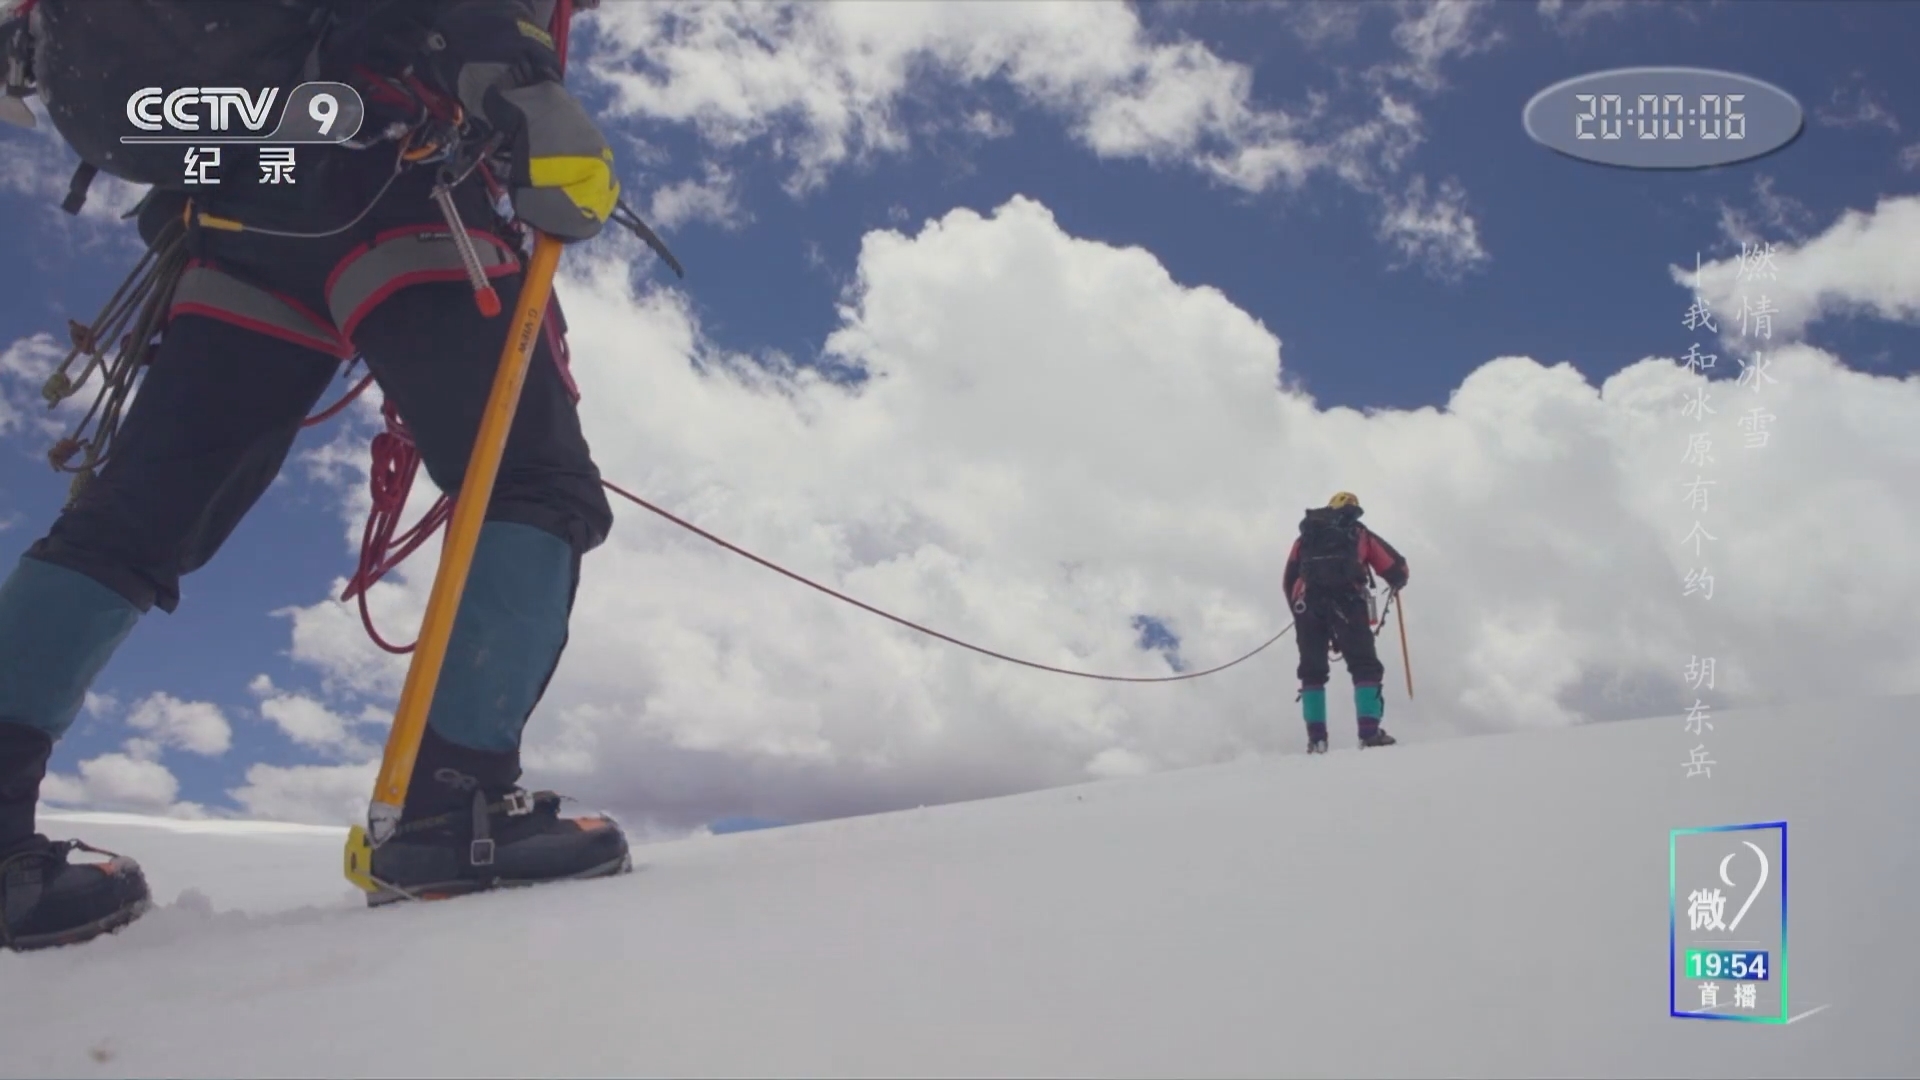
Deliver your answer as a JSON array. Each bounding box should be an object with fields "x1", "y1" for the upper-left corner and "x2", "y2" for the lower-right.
[{"x1": 1328, "y1": 491, "x2": 1360, "y2": 510}]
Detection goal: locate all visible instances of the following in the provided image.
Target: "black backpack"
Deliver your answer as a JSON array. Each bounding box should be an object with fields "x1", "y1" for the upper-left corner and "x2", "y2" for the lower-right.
[
  {"x1": 1297, "y1": 506, "x2": 1365, "y2": 590},
  {"x1": 26, "y1": 0, "x2": 330, "y2": 195}
]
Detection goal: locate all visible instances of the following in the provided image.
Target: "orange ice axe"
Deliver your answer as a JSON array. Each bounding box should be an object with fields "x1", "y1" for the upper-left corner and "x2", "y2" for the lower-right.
[{"x1": 1395, "y1": 592, "x2": 1413, "y2": 699}]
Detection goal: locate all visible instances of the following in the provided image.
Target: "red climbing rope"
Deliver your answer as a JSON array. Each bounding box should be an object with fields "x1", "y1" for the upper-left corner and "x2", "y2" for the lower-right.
[
  {"x1": 339, "y1": 402, "x2": 451, "y2": 654},
  {"x1": 293, "y1": 363, "x2": 440, "y2": 654},
  {"x1": 303, "y1": 370, "x2": 377, "y2": 427},
  {"x1": 597, "y1": 479, "x2": 1292, "y2": 683}
]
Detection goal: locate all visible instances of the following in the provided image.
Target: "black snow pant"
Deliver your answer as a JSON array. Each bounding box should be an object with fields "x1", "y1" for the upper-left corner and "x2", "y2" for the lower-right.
[
  {"x1": 0, "y1": 142, "x2": 613, "y2": 797},
  {"x1": 1294, "y1": 587, "x2": 1384, "y2": 689}
]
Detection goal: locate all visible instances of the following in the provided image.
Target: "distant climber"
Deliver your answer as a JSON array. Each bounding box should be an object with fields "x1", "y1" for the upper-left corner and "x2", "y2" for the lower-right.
[{"x1": 1282, "y1": 492, "x2": 1409, "y2": 753}]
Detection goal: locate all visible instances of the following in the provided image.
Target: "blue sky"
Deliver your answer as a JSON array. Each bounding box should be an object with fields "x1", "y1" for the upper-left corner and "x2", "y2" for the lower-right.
[
  {"x1": 615, "y1": 0, "x2": 1918, "y2": 407},
  {"x1": 1, "y1": 0, "x2": 1915, "y2": 832}
]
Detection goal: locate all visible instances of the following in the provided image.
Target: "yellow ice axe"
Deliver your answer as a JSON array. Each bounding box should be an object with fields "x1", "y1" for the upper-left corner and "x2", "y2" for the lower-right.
[{"x1": 345, "y1": 231, "x2": 565, "y2": 892}]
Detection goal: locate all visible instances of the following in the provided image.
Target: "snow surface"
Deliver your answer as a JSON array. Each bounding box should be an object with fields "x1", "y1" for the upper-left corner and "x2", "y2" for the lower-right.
[{"x1": 4, "y1": 698, "x2": 1916, "y2": 1078}]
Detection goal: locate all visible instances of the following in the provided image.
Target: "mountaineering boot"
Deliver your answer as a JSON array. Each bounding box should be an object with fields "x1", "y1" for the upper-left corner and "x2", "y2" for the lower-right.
[
  {"x1": 1, "y1": 837, "x2": 153, "y2": 952},
  {"x1": 365, "y1": 725, "x2": 631, "y2": 907},
  {"x1": 1301, "y1": 685, "x2": 1328, "y2": 753},
  {"x1": 1355, "y1": 684, "x2": 1395, "y2": 748},
  {"x1": 0, "y1": 722, "x2": 151, "y2": 951}
]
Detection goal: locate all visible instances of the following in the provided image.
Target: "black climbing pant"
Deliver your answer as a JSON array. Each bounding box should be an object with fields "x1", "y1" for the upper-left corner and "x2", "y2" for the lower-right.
[{"x1": 1294, "y1": 587, "x2": 1384, "y2": 688}]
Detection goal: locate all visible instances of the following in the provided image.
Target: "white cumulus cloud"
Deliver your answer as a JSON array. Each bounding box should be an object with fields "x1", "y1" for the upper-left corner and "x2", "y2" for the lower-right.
[
  {"x1": 40, "y1": 750, "x2": 205, "y2": 818},
  {"x1": 228, "y1": 759, "x2": 379, "y2": 827},
  {"x1": 1683, "y1": 194, "x2": 1920, "y2": 341},
  {"x1": 126, "y1": 692, "x2": 233, "y2": 757},
  {"x1": 249, "y1": 675, "x2": 379, "y2": 761}
]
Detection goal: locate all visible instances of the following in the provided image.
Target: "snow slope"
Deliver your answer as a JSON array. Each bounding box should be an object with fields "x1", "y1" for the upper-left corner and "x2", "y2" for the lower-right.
[{"x1": 4, "y1": 697, "x2": 1916, "y2": 1078}]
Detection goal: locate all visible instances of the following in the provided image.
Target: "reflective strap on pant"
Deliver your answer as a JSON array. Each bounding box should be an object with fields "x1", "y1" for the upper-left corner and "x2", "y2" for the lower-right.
[
  {"x1": 169, "y1": 262, "x2": 354, "y2": 359},
  {"x1": 326, "y1": 225, "x2": 521, "y2": 341}
]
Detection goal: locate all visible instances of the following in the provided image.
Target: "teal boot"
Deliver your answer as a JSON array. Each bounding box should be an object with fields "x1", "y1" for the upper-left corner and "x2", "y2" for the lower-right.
[
  {"x1": 1301, "y1": 685, "x2": 1328, "y2": 753},
  {"x1": 1356, "y1": 683, "x2": 1395, "y2": 747}
]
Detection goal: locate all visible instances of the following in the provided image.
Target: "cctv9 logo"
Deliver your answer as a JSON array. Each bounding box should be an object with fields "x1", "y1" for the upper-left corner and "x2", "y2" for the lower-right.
[{"x1": 121, "y1": 83, "x2": 364, "y2": 144}]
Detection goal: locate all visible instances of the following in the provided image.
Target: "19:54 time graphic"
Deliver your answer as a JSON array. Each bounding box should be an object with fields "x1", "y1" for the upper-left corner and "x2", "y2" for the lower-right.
[{"x1": 1577, "y1": 94, "x2": 1745, "y2": 141}]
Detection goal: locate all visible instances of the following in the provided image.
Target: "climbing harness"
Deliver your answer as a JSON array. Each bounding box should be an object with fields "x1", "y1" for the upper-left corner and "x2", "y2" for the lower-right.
[
  {"x1": 1293, "y1": 571, "x2": 1394, "y2": 664},
  {"x1": 35, "y1": 99, "x2": 468, "y2": 506},
  {"x1": 34, "y1": 41, "x2": 483, "y2": 492}
]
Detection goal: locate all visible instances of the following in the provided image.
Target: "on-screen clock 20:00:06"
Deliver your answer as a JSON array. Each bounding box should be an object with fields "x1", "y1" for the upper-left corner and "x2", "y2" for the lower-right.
[{"x1": 1576, "y1": 94, "x2": 1746, "y2": 141}]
